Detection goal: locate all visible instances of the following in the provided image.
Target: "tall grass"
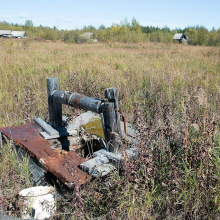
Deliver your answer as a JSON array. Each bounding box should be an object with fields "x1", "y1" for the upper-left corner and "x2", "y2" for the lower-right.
[
  {"x1": 1, "y1": 38, "x2": 220, "y2": 219},
  {"x1": 0, "y1": 143, "x2": 31, "y2": 217}
]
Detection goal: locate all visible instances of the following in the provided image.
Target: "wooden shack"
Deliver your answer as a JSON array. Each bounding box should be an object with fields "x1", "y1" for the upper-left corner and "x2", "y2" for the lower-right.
[
  {"x1": 172, "y1": 33, "x2": 188, "y2": 44},
  {"x1": 0, "y1": 30, "x2": 27, "y2": 38},
  {"x1": 0, "y1": 30, "x2": 12, "y2": 38},
  {"x1": 11, "y1": 31, "x2": 27, "y2": 38}
]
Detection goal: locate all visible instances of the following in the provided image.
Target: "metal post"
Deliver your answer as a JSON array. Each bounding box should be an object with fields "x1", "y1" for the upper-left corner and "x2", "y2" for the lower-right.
[
  {"x1": 103, "y1": 102, "x2": 119, "y2": 153},
  {"x1": 47, "y1": 77, "x2": 62, "y2": 128},
  {"x1": 100, "y1": 112, "x2": 108, "y2": 146},
  {"x1": 104, "y1": 88, "x2": 122, "y2": 138}
]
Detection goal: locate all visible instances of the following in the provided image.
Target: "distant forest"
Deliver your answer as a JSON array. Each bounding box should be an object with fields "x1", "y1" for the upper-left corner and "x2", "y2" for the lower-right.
[{"x1": 1, "y1": 18, "x2": 220, "y2": 46}]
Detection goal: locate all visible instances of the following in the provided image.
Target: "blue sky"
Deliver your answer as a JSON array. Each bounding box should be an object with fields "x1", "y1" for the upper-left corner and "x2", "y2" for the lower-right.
[{"x1": 0, "y1": 0, "x2": 219, "y2": 30}]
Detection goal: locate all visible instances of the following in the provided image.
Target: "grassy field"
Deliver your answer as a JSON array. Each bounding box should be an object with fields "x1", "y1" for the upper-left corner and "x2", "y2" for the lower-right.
[{"x1": 1, "y1": 39, "x2": 220, "y2": 219}]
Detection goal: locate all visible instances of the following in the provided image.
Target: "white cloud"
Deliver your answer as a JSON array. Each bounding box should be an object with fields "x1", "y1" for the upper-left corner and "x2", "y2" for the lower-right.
[
  {"x1": 62, "y1": 18, "x2": 73, "y2": 22},
  {"x1": 17, "y1": 13, "x2": 28, "y2": 19}
]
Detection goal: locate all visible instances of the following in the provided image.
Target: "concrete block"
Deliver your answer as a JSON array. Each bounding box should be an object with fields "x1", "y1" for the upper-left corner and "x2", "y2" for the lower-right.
[
  {"x1": 90, "y1": 164, "x2": 116, "y2": 177},
  {"x1": 93, "y1": 149, "x2": 122, "y2": 168},
  {"x1": 80, "y1": 155, "x2": 109, "y2": 174},
  {"x1": 126, "y1": 147, "x2": 137, "y2": 158},
  {"x1": 66, "y1": 111, "x2": 98, "y2": 130}
]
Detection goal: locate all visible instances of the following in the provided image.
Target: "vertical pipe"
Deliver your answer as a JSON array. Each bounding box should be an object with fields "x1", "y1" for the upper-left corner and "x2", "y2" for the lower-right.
[
  {"x1": 47, "y1": 77, "x2": 62, "y2": 128},
  {"x1": 104, "y1": 88, "x2": 122, "y2": 138},
  {"x1": 100, "y1": 113, "x2": 108, "y2": 146},
  {"x1": 104, "y1": 102, "x2": 119, "y2": 153}
]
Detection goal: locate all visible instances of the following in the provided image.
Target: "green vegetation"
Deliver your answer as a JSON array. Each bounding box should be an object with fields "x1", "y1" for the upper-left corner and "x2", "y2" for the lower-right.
[
  {"x1": 0, "y1": 143, "x2": 31, "y2": 217},
  {"x1": 1, "y1": 18, "x2": 220, "y2": 46},
  {"x1": 1, "y1": 39, "x2": 220, "y2": 219},
  {"x1": 81, "y1": 117, "x2": 104, "y2": 139}
]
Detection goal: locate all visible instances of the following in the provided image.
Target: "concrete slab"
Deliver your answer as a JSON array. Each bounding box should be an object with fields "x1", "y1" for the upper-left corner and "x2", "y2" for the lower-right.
[
  {"x1": 66, "y1": 111, "x2": 98, "y2": 130},
  {"x1": 90, "y1": 164, "x2": 116, "y2": 177},
  {"x1": 80, "y1": 155, "x2": 109, "y2": 173}
]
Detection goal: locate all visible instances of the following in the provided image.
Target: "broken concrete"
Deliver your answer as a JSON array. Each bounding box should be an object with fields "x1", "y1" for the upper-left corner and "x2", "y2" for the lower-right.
[
  {"x1": 79, "y1": 146, "x2": 137, "y2": 177},
  {"x1": 80, "y1": 155, "x2": 109, "y2": 173}
]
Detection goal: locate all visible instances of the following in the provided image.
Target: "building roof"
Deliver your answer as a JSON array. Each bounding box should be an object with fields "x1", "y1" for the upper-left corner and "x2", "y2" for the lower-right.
[
  {"x1": 11, "y1": 31, "x2": 27, "y2": 38},
  {"x1": 173, "y1": 33, "x2": 184, "y2": 40},
  {"x1": 0, "y1": 30, "x2": 12, "y2": 35},
  {"x1": 0, "y1": 30, "x2": 27, "y2": 38},
  {"x1": 172, "y1": 33, "x2": 188, "y2": 40},
  {"x1": 80, "y1": 32, "x2": 94, "y2": 39}
]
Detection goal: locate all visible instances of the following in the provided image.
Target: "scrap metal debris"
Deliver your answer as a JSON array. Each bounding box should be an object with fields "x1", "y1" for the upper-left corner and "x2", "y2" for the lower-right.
[
  {"x1": 0, "y1": 123, "x2": 91, "y2": 186},
  {"x1": 0, "y1": 112, "x2": 138, "y2": 186}
]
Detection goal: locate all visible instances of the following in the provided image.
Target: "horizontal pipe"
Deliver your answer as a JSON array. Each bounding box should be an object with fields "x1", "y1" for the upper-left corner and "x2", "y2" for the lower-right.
[{"x1": 52, "y1": 90, "x2": 103, "y2": 114}]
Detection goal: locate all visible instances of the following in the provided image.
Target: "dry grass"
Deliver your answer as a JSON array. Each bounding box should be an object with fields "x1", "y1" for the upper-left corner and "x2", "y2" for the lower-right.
[
  {"x1": 0, "y1": 143, "x2": 31, "y2": 217},
  {"x1": 1, "y1": 39, "x2": 219, "y2": 126},
  {"x1": 1, "y1": 38, "x2": 220, "y2": 219}
]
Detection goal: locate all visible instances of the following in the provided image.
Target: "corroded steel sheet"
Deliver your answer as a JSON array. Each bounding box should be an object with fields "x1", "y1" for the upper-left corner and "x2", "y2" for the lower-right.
[{"x1": 0, "y1": 123, "x2": 91, "y2": 185}]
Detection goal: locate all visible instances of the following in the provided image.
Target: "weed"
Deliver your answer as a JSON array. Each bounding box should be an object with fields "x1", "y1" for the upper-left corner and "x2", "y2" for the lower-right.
[
  {"x1": 0, "y1": 142, "x2": 31, "y2": 217},
  {"x1": 1, "y1": 40, "x2": 220, "y2": 219}
]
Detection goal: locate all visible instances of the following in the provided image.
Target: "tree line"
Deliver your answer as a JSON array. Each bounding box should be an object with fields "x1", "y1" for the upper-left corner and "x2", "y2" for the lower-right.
[{"x1": 0, "y1": 19, "x2": 220, "y2": 46}]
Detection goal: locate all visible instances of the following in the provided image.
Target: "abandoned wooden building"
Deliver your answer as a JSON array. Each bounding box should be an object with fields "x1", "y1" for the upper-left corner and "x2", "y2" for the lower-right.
[
  {"x1": 172, "y1": 33, "x2": 188, "y2": 43},
  {"x1": 11, "y1": 31, "x2": 27, "y2": 38},
  {"x1": 0, "y1": 30, "x2": 12, "y2": 38},
  {"x1": 0, "y1": 30, "x2": 27, "y2": 38},
  {"x1": 78, "y1": 32, "x2": 98, "y2": 43}
]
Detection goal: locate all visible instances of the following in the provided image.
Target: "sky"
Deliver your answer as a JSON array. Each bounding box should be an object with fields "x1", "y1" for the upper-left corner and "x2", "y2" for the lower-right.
[{"x1": 0, "y1": 0, "x2": 219, "y2": 31}]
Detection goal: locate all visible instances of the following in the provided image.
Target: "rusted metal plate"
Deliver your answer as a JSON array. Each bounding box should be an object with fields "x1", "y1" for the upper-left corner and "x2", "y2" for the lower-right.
[{"x1": 0, "y1": 123, "x2": 91, "y2": 185}]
